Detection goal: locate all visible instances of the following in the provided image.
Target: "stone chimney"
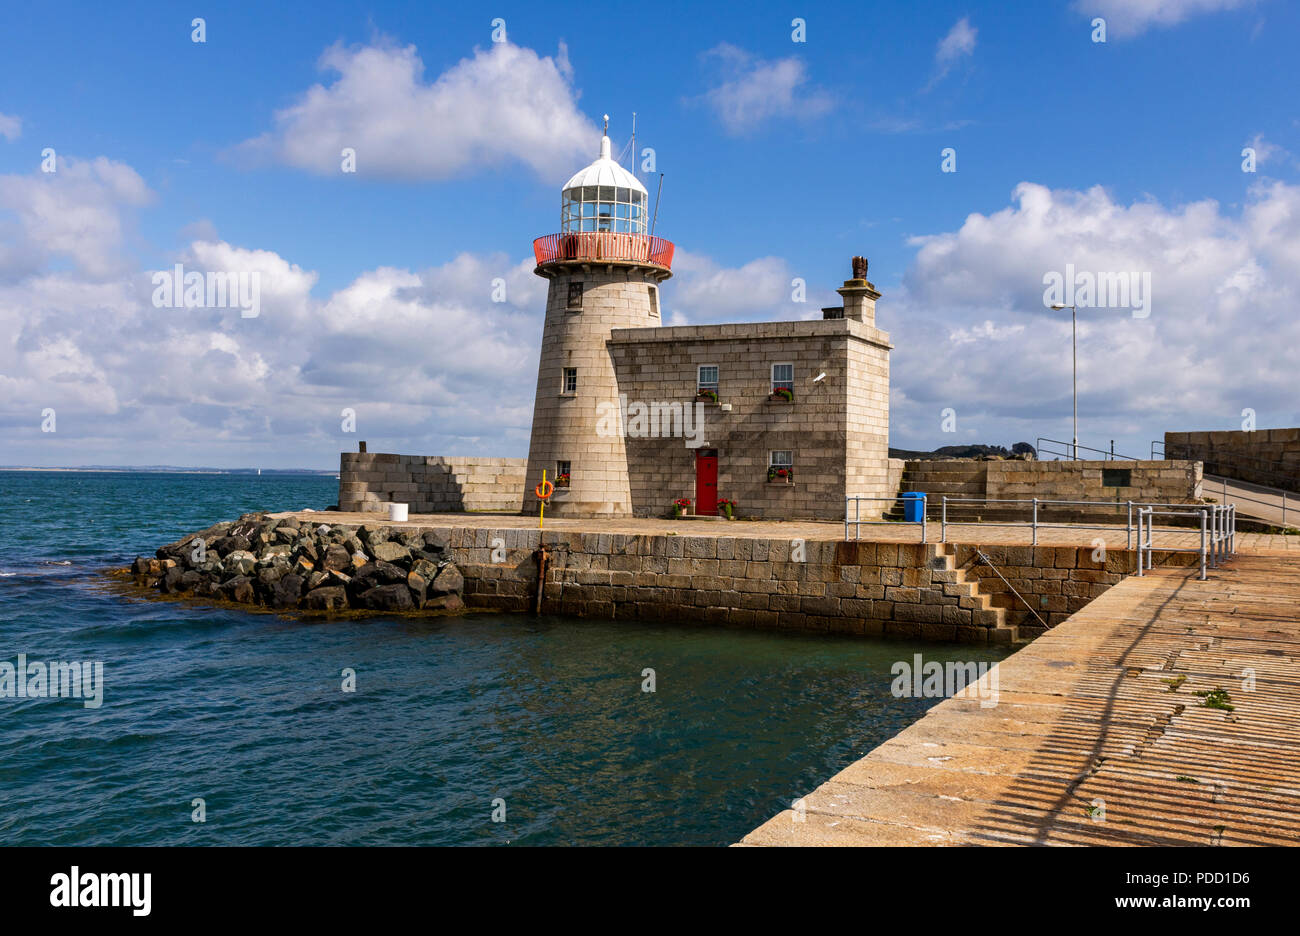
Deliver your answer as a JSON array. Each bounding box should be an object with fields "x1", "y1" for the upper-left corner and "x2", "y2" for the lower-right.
[{"x1": 837, "y1": 255, "x2": 881, "y2": 325}]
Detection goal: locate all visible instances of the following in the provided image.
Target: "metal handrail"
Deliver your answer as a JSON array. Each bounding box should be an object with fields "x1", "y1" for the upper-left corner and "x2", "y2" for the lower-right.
[
  {"x1": 971, "y1": 548, "x2": 1049, "y2": 629},
  {"x1": 1195, "y1": 457, "x2": 1298, "y2": 493},
  {"x1": 1035, "y1": 437, "x2": 1141, "y2": 461},
  {"x1": 1136, "y1": 504, "x2": 1234, "y2": 580},
  {"x1": 1155, "y1": 440, "x2": 1295, "y2": 473},
  {"x1": 1204, "y1": 474, "x2": 1291, "y2": 527},
  {"x1": 938, "y1": 495, "x2": 1221, "y2": 548},
  {"x1": 845, "y1": 494, "x2": 927, "y2": 542}
]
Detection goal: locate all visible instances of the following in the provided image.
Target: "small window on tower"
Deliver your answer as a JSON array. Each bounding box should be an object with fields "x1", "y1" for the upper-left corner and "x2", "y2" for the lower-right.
[
  {"x1": 567, "y1": 282, "x2": 583, "y2": 311},
  {"x1": 562, "y1": 368, "x2": 577, "y2": 394},
  {"x1": 648, "y1": 285, "x2": 659, "y2": 316},
  {"x1": 556, "y1": 461, "x2": 571, "y2": 487}
]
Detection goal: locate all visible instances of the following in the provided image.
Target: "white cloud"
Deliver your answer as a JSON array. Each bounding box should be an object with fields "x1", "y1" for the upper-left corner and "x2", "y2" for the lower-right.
[
  {"x1": 925, "y1": 17, "x2": 978, "y2": 90},
  {"x1": 1076, "y1": 0, "x2": 1255, "y2": 39},
  {"x1": 0, "y1": 154, "x2": 551, "y2": 466},
  {"x1": 666, "y1": 251, "x2": 835, "y2": 324},
  {"x1": 0, "y1": 113, "x2": 21, "y2": 142},
  {"x1": 936, "y1": 17, "x2": 978, "y2": 65},
  {"x1": 234, "y1": 39, "x2": 597, "y2": 181},
  {"x1": 884, "y1": 179, "x2": 1300, "y2": 452},
  {"x1": 699, "y1": 44, "x2": 832, "y2": 136},
  {"x1": 1244, "y1": 133, "x2": 1294, "y2": 169},
  {"x1": 0, "y1": 156, "x2": 151, "y2": 280}
]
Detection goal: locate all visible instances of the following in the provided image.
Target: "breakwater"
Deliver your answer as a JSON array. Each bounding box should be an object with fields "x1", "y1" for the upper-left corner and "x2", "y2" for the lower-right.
[
  {"x1": 130, "y1": 512, "x2": 466, "y2": 612},
  {"x1": 130, "y1": 512, "x2": 1214, "y2": 642}
]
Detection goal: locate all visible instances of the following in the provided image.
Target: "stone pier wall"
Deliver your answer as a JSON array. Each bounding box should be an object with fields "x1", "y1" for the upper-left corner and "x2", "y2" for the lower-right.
[
  {"x1": 428, "y1": 526, "x2": 1170, "y2": 644},
  {"x1": 338, "y1": 454, "x2": 526, "y2": 514},
  {"x1": 903, "y1": 458, "x2": 1201, "y2": 502},
  {"x1": 1165, "y1": 428, "x2": 1300, "y2": 492}
]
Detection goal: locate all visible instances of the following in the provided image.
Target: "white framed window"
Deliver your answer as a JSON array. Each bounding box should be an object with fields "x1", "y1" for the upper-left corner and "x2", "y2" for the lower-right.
[
  {"x1": 770, "y1": 450, "x2": 793, "y2": 469},
  {"x1": 561, "y1": 368, "x2": 577, "y2": 394},
  {"x1": 561, "y1": 186, "x2": 647, "y2": 235},
  {"x1": 771, "y1": 363, "x2": 794, "y2": 392},
  {"x1": 697, "y1": 365, "x2": 719, "y2": 392},
  {"x1": 556, "y1": 460, "x2": 571, "y2": 487},
  {"x1": 566, "y1": 281, "x2": 583, "y2": 311},
  {"x1": 647, "y1": 284, "x2": 659, "y2": 316}
]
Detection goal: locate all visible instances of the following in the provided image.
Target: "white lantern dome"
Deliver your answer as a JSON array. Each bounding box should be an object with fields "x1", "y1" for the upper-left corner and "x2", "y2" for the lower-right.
[{"x1": 561, "y1": 128, "x2": 649, "y2": 235}]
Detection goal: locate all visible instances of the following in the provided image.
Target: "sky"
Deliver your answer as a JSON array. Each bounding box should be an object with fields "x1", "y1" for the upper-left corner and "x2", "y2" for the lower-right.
[{"x1": 1, "y1": 0, "x2": 1298, "y2": 469}]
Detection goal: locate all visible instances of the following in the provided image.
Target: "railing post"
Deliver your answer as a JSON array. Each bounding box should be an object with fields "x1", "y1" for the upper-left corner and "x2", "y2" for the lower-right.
[
  {"x1": 1126, "y1": 501, "x2": 1133, "y2": 549},
  {"x1": 921, "y1": 505, "x2": 927, "y2": 544},
  {"x1": 1206, "y1": 504, "x2": 1216, "y2": 564},
  {"x1": 1199, "y1": 509, "x2": 1207, "y2": 580},
  {"x1": 844, "y1": 496, "x2": 849, "y2": 541},
  {"x1": 1136, "y1": 508, "x2": 1144, "y2": 576},
  {"x1": 1032, "y1": 498, "x2": 1038, "y2": 546},
  {"x1": 941, "y1": 496, "x2": 947, "y2": 543}
]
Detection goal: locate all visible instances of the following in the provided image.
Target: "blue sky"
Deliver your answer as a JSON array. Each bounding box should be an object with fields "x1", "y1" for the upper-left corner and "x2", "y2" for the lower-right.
[{"x1": 2, "y1": 0, "x2": 1298, "y2": 468}]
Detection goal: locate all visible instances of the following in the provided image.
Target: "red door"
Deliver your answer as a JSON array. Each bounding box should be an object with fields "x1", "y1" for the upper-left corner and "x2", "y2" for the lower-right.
[{"x1": 695, "y1": 449, "x2": 718, "y2": 515}]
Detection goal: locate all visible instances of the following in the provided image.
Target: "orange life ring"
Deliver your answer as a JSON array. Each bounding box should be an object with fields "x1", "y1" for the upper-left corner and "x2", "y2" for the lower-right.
[{"x1": 535, "y1": 479, "x2": 554, "y2": 500}]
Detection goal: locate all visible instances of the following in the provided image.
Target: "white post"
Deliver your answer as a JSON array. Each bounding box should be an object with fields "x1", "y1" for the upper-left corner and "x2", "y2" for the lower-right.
[
  {"x1": 1199, "y1": 510, "x2": 1207, "y2": 580},
  {"x1": 1136, "y1": 508, "x2": 1144, "y2": 576}
]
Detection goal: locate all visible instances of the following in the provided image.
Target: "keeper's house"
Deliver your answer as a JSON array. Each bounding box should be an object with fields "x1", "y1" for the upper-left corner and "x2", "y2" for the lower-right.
[{"x1": 522, "y1": 130, "x2": 896, "y2": 520}]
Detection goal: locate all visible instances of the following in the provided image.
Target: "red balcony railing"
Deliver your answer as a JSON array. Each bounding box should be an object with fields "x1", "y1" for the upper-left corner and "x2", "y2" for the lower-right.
[{"x1": 533, "y1": 232, "x2": 675, "y2": 270}]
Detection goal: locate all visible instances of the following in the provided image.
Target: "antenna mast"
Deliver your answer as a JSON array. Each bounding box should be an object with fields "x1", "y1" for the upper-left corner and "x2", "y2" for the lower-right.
[{"x1": 650, "y1": 172, "x2": 664, "y2": 236}]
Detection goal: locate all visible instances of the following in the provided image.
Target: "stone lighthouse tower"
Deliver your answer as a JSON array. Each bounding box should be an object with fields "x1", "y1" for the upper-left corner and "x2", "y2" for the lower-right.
[{"x1": 522, "y1": 119, "x2": 674, "y2": 517}]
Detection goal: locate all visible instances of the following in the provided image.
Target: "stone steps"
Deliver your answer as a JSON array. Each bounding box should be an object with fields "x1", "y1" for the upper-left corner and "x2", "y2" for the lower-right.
[{"x1": 926, "y1": 542, "x2": 1016, "y2": 642}]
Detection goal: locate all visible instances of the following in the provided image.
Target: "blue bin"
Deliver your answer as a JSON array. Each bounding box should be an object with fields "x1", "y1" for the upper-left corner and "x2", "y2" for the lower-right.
[{"x1": 902, "y1": 492, "x2": 926, "y2": 523}]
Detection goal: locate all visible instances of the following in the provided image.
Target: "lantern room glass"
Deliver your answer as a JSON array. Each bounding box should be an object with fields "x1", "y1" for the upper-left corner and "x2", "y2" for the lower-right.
[{"x1": 562, "y1": 186, "x2": 646, "y2": 234}]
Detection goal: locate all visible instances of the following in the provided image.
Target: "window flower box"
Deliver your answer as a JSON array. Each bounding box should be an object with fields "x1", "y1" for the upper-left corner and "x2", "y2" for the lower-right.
[
  {"x1": 696, "y1": 388, "x2": 719, "y2": 404},
  {"x1": 555, "y1": 473, "x2": 571, "y2": 488},
  {"x1": 769, "y1": 387, "x2": 794, "y2": 402},
  {"x1": 767, "y1": 467, "x2": 793, "y2": 483}
]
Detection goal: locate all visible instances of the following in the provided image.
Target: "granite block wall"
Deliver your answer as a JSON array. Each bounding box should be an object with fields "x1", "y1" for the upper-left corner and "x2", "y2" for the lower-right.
[{"x1": 338, "y1": 454, "x2": 526, "y2": 514}]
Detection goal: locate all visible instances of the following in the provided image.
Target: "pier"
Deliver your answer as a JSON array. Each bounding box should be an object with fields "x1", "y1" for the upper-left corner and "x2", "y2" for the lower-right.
[{"x1": 739, "y1": 548, "x2": 1300, "y2": 846}]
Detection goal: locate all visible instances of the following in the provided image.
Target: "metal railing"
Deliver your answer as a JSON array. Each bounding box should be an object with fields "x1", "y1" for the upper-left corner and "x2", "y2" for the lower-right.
[
  {"x1": 1204, "y1": 474, "x2": 1291, "y2": 527},
  {"x1": 1035, "y1": 437, "x2": 1140, "y2": 461},
  {"x1": 1136, "y1": 504, "x2": 1235, "y2": 580},
  {"x1": 972, "y1": 548, "x2": 1048, "y2": 628},
  {"x1": 937, "y1": 496, "x2": 1226, "y2": 548},
  {"x1": 1153, "y1": 440, "x2": 1298, "y2": 492},
  {"x1": 532, "y1": 232, "x2": 675, "y2": 270},
  {"x1": 845, "y1": 494, "x2": 926, "y2": 542}
]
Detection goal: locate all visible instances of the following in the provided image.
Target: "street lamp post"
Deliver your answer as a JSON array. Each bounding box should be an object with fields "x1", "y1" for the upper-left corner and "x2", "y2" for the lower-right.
[{"x1": 1051, "y1": 302, "x2": 1077, "y2": 459}]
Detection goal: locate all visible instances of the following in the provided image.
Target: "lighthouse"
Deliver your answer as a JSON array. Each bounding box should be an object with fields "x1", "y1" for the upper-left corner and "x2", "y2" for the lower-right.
[{"x1": 522, "y1": 119, "x2": 674, "y2": 517}]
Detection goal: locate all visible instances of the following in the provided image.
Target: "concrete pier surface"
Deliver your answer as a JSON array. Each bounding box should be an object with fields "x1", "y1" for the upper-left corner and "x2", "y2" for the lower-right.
[
  {"x1": 740, "y1": 552, "x2": 1300, "y2": 846},
  {"x1": 280, "y1": 510, "x2": 1300, "y2": 552}
]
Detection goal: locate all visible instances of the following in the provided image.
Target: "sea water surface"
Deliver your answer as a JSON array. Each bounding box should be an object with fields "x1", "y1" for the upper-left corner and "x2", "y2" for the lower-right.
[{"x1": 0, "y1": 470, "x2": 1010, "y2": 846}]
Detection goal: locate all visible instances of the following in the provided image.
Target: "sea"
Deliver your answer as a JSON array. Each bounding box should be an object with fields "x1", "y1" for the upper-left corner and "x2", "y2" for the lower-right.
[{"x1": 0, "y1": 470, "x2": 1009, "y2": 846}]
